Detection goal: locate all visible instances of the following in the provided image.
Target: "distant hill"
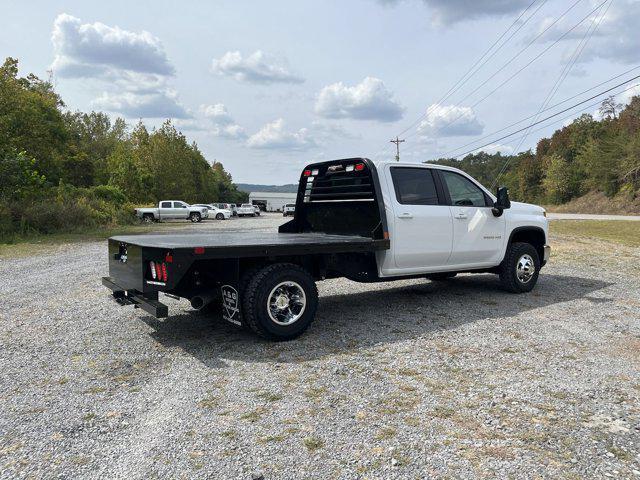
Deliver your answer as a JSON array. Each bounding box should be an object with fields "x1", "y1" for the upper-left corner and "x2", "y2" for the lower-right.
[{"x1": 236, "y1": 183, "x2": 299, "y2": 193}]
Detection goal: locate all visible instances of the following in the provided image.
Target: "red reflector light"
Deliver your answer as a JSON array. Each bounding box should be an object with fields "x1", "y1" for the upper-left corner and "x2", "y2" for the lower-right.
[
  {"x1": 161, "y1": 263, "x2": 167, "y2": 282},
  {"x1": 165, "y1": 253, "x2": 173, "y2": 263},
  {"x1": 155, "y1": 263, "x2": 162, "y2": 280},
  {"x1": 194, "y1": 247, "x2": 205, "y2": 255},
  {"x1": 355, "y1": 163, "x2": 365, "y2": 171},
  {"x1": 303, "y1": 169, "x2": 312, "y2": 177}
]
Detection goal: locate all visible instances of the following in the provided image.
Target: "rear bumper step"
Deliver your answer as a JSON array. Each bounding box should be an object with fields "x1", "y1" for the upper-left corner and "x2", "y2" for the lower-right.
[{"x1": 102, "y1": 277, "x2": 168, "y2": 318}]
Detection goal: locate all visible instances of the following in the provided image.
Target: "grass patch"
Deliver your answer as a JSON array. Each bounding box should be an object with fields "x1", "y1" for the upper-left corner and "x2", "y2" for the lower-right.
[
  {"x1": 550, "y1": 220, "x2": 640, "y2": 247},
  {"x1": 303, "y1": 436, "x2": 324, "y2": 452},
  {"x1": 255, "y1": 390, "x2": 283, "y2": 403},
  {"x1": 0, "y1": 222, "x2": 190, "y2": 258},
  {"x1": 375, "y1": 427, "x2": 397, "y2": 440}
]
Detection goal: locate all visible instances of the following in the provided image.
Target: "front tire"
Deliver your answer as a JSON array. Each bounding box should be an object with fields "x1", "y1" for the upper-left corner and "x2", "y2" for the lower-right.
[
  {"x1": 242, "y1": 263, "x2": 318, "y2": 341},
  {"x1": 216, "y1": 213, "x2": 224, "y2": 220},
  {"x1": 499, "y1": 242, "x2": 540, "y2": 293},
  {"x1": 190, "y1": 212, "x2": 201, "y2": 223}
]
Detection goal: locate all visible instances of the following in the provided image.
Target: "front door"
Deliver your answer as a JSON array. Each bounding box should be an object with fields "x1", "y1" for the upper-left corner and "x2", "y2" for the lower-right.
[
  {"x1": 438, "y1": 170, "x2": 505, "y2": 267},
  {"x1": 386, "y1": 166, "x2": 453, "y2": 274}
]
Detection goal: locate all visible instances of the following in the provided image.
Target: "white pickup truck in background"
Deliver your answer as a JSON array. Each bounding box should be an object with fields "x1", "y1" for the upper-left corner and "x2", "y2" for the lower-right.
[{"x1": 134, "y1": 201, "x2": 209, "y2": 223}]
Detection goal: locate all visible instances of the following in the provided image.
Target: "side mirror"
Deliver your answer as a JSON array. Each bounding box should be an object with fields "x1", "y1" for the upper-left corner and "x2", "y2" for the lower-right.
[{"x1": 492, "y1": 186, "x2": 511, "y2": 217}]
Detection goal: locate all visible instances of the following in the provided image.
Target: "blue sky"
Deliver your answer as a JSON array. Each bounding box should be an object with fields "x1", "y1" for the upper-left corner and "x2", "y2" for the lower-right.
[{"x1": 2, "y1": 0, "x2": 639, "y2": 183}]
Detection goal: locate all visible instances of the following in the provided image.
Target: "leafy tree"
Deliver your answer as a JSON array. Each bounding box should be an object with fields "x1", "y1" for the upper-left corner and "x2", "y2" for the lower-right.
[
  {"x1": 0, "y1": 150, "x2": 45, "y2": 200},
  {"x1": 542, "y1": 154, "x2": 572, "y2": 204}
]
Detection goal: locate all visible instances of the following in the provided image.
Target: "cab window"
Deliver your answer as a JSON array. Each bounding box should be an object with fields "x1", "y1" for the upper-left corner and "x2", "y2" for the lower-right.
[
  {"x1": 174, "y1": 202, "x2": 187, "y2": 208},
  {"x1": 440, "y1": 171, "x2": 488, "y2": 207},
  {"x1": 390, "y1": 167, "x2": 440, "y2": 205},
  {"x1": 160, "y1": 201, "x2": 171, "y2": 208}
]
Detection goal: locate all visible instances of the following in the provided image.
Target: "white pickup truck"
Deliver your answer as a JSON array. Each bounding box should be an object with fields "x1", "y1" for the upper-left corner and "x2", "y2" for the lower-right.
[
  {"x1": 237, "y1": 203, "x2": 258, "y2": 217},
  {"x1": 135, "y1": 201, "x2": 209, "y2": 223},
  {"x1": 105, "y1": 158, "x2": 549, "y2": 341}
]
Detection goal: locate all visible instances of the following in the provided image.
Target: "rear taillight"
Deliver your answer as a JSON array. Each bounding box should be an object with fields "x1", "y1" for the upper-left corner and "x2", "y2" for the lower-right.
[
  {"x1": 355, "y1": 163, "x2": 365, "y2": 171},
  {"x1": 149, "y1": 260, "x2": 169, "y2": 283},
  {"x1": 149, "y1": 261, "x2": 157, "y2": 280},
  {"x1": 303, "y1": 169, "x2": 312, "y2": 177}
]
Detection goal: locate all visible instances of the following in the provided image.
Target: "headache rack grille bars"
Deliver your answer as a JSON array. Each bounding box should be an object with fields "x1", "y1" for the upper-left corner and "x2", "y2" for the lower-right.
[{"x1": 304, "y1": 170, "x2": 375, "y2": 202}]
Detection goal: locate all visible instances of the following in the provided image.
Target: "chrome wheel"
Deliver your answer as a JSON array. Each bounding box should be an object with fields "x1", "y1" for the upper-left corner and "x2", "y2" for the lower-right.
[
  {"x1": 516, "y1": 254, "x2": 535, "y2": 283},
  {"x1": 267, "y1": 281, "x2": 306, "y2": 326}
]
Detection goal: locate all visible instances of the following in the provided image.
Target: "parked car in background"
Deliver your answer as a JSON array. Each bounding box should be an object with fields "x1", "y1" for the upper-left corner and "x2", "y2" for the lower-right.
[
  {"x1": 214, "y1": 203, "x2": 238, "y2": 216},
  {"x1": 237, "y1": 203, "x2": 257, "y2": 217},
  {"x1": 135, "y1": 201, "x2": 208, "y2": 223},
  {"x1": 283, "y1": 204, "x2": 296, "y2": 217},
  {"x1": 193, "y1": 204, "x2": 232, "y2": 220}
]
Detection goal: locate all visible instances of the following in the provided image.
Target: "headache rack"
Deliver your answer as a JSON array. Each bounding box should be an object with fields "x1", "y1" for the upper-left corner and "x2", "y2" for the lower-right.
[
  {"x1": 303, "y1": 161, "x2": 375, "y2": 203},
  {"x1": 280, "y1": 158, "x2": 389, "y2": 240}
]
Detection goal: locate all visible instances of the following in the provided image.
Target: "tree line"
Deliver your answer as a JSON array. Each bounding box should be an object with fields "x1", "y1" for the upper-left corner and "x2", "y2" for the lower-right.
[
  {"x1": 0, "y1": 57, "x2": 247, "y2": 240},
  {"x1": 431, "y1": 95, "x2": 640, "y2": 205}
]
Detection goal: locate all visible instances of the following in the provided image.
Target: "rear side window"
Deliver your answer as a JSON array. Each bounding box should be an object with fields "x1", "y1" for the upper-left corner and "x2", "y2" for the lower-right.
[
  {"x1": 160, "y1": 202, "x2": 171, "y2": 208},
  {"x1": 391, "y1": 167, "x2": 439, "y2": 205},
  {"x1": 440, "y1": 171, "x2": 487, "y2": 207}
]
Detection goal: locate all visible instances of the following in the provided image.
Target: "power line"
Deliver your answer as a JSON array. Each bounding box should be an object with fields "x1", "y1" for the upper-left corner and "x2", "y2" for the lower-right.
[
  {"x1": 491, "y1": 0, "x2": 613, "y2": 187},
  {"x1": 441, "y1": 65, "x2": 640, "y2": 157},
  {"x1": 399, "y1": 0, "x2": 609, "y2": 157},
  {"x1": 371, "y1": 0, "x2": 548, "y2": 160},
  {"x1": 450, "y1": 74, "x2": 640, "y2": 159},
  {"x1": 395, "y1": 0, "x2": 546, "y2": 140}
]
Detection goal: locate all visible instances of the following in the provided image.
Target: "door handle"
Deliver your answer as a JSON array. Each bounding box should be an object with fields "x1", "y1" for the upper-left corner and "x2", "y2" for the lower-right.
[
  {"x1": 454, "y1": 212, "x2": 468, "y2": 219},
  {"x1": 398, "y1": 213, "x2": 413, "y2": 219}
]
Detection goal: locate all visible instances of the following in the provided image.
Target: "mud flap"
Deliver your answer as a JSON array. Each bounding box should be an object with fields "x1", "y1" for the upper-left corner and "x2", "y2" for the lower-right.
[{"x1": 217, "y1": 259, "x2": 242, "y2": 327}]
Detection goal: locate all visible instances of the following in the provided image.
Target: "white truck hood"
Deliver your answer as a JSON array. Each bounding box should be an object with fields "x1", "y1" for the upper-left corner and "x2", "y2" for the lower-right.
[{"x1": 509, "y1": 201, "x2": 545, "y2": 216}]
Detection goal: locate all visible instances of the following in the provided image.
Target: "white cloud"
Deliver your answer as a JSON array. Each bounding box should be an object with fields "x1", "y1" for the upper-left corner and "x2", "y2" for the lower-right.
[
  {"x1": 474, "y1": 143, "x2": 513, "y2": 155},
  {"x1": 378, "y1": 0, "x2": 532, "y2": 25},
  {"x1": 50, "y1": 14, "x2": 189, "y2": 120},
  {"x1": 199, "y1": 103, "x2": 247, "y2": 140},
  {"x1": 200, "y1": 103, "x2": 234, "y2": 124},
  {"x1": 534, "y1": 0, "x2": 640, "y2": 65},
  {"x1": 314, "y1": 77, "x2": 404, "y2": 122},
  {"x1": 417, "y1": 104, "x2": 484, "y2": 137},
  {"x1": 212, "y1": 50, "x2": 304, "y2": 84},
  {"x1": 93, "y1": 91, "x2": 190, "y2": 119},
  {"x1": 51, "y1": 13, "x2": 174, "y2": 77},
  {"x1": 247, "y1": 119, "x2": 316, "y2": 150}
]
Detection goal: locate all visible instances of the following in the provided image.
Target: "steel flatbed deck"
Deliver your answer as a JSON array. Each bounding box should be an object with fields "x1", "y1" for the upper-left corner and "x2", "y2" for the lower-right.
[{"x1": 110, "y1": 231, "x2": 389, "y2": 258}]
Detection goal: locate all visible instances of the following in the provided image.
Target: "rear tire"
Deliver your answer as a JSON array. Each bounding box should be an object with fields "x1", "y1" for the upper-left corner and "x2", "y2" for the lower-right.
[
  {"x1": 216, "y1": 213, "x2": 224, "y2": 220},
  {"x1": 426, "y1": 272, "x2": 457, "y2": 281},
  {"x1": 142, "y1": 213, "x2": 155, "y2": 223},
  {"x1": 499, "y1": 242, "x2": 540, "y2": 293},
  {"x1": 242, "y1": 263, "x2": 318, "y2": 341}
]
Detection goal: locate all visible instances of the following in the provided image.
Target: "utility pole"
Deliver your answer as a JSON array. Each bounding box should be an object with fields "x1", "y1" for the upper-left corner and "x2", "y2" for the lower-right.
[{"x1": 390, "y1": 136, "x2": 405, "y2": 162}]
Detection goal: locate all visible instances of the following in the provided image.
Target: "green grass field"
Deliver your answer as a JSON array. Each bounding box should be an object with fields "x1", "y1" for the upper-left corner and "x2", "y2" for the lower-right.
[{"x1": 550, "y1": 220, "x2": 640, "y2": 247}]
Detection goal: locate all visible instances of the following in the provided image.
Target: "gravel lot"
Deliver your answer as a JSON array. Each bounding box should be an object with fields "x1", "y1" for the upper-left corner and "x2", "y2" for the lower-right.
[{"x1": 1, "y1": 214, "x2": 639, "y2": 479}]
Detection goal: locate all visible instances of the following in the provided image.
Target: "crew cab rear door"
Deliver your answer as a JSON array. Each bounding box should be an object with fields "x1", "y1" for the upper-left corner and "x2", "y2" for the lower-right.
[
  {"x1": 437, "y1": 170, "x2": 505, "y2": 267},
  {"x1": 385, "y1": 165, "x2": 453, "y2": 272}
]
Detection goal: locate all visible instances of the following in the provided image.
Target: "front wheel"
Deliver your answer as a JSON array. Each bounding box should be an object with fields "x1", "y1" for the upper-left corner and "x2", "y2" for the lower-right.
[
  {"x1": 499, "y1": 242, "x2": 540, "y2": 293},
  {"x1": 216, "y1": 213, "x2": 224, "y2": 220},
  {"x1": 189, "y1": 212, "x2": 201, "y2": 223},
  {"x1": 242, "y1": 263, "x2": 318, "y2": 341}
]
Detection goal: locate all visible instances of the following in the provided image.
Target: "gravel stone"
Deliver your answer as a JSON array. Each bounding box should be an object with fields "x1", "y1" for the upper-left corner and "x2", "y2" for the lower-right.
[{"x1": 0, "y1": 213, "x2": 639, "y2": 479}]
